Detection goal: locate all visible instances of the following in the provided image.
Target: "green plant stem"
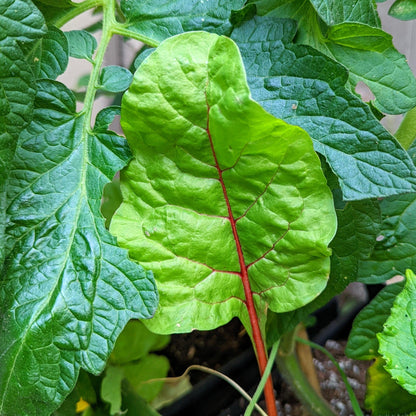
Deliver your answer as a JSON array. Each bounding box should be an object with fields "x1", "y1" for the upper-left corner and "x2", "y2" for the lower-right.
[
  {"x1": 55, "y1": 0, "x2": 103, "y2": 28},
  {"x1": 395, "y1": 106, "x2": 416, "y2": 150},
  {"x1": 276, "y1": 332, "x2": 337, "y2": 416},
  {"x1": 244, "y1": 340, "x2": 279, "y2": 416},
  {"x1": 112, "y1": 24, "x2": 160, "y2": 47},
  {"x1": 295, "y1": 337, "x2": 364, "y2": 416}
]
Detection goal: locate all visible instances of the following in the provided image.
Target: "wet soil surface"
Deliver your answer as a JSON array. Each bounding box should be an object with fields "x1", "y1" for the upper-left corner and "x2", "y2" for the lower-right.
[{"x1": 161, "y1": 319, "x2": 371, "y2": 416}]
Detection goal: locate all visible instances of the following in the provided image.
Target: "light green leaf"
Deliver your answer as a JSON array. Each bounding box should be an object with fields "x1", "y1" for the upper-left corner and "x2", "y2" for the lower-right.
[
  {"x1": 110, "y1": 320, "x2": 169, "y2": 365},
  {"x1": 389, "y1": 0, "x2": 416, "y2": 20},
  {"x1": 24, "y1": 26, "x2": 68, "y2": 79},
  {"x1": 378, "y1": 270, "x2": 416, "y2": 395},
  {"x1": 98, "y1": 66, "x2": 133, "y2": 93},
  {"x1": 365, "y1": 357, "x2": 416, "y2": 415},
  {"x1": 121, "y1": 0, "x2": 245, "y2": 43},
  {"x1": 346, "y1": 281, "x2": 404, "y2": 360},
  {"x1": 270, "y1": 198, "x2": 381, "y2": 340},
  {"x1": 122, "y1": 354, "x2": 170, "y2": 402},
  {"x1": 242, "y1": 0, "x2": 416, "y2": 114},
  {"x1": 0, "y1": 80, "x2": 158, "y2": 416},
  {"x1": 101, "y1": 366, "x2": 124, "y2": 415},
  {"x1": 111, "y1": 32, "x2": 336, "y2": 335},
  {"x1": 65, "y1": 30, "x2": 97, "y2": 61},
  {"x1": 231, "y1": 17, "x2": 416, "y2": 200}
]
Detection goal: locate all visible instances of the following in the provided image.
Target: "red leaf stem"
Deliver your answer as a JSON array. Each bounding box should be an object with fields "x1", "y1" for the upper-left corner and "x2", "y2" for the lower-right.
[{"x1": 206, "y1": 107, "x2": 278, "y2": 416}]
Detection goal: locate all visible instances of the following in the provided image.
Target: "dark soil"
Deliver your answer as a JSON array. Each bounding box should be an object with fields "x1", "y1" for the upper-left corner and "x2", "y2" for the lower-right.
[{"x1": 161, "y1": 318, "x2": 371, "y2": 416}]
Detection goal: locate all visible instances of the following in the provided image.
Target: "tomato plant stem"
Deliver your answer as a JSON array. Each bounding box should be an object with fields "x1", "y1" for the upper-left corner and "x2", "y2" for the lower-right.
[{"x1": 206, "y1": 110, "x2": 278, "y2": 416}]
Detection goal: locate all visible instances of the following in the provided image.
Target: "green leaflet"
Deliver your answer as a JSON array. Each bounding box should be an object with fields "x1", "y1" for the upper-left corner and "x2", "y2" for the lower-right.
[
  {"x1": 346, "y1": 282, "x2": 405, "y2": 360},
  {"x1": 0, "y1": 80, "x2": 158, "y2": 416},
  {"x1": 111, "y1": 32, "x2": 336, "y2": 335},
  {"x1": 366, "y1": 357, "x2": 416, "y2": 415},
  {"x1": 121, "y1": 0, "x2": 245, "y2": 42},
  {"x1": 98, "y1": 66, "x2": 133, "y2": 93},
  {"x1": 379, "y1": 270, "x2": 416, "y2": 395},
  {"x1": 0, "y1": 0, "x2": 46, "y2": 265},
  {"x1": 24, "y1": 26, "x2": 69, "y2": 79},
  {"x1": 389, "y1": 0, "x2": 416, "y2": 20},
  {"x1": 236, "y1": 0, "x2": 416, "y2": 114},
  {"x1": 64, "y1": 30, "x2": 97, "y2": 61},
  {"x1": 231, "y1": 17, "x2": 416, "y2": 200}
]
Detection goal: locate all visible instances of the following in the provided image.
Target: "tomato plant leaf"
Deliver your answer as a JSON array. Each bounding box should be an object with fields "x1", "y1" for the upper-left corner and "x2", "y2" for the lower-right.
[
  {"x1": 98, "y1": 65, "x2": 133, "y2": 93},
  {"x1": 111, "y1": 32, "x2": 336, "y2": 335},
  {"x1": 389, "y1": 0, "x2": 416, "y2": 20},
  {"x1": 365, "y1": 357, "x2": 416, "y2": 416},
  {"x1": 120, "y1": 0, "x2": 245, "y2": 43},
  {"x1": 240, "y1": 0, "x2": 416, "y2": 114},
  {"x1": 378, "y1": 270, "x2": 416, "y2": 395},
  {"x1": 24, "y1": 26, "x2": 69, "y2": 79},
  {"x1": 0, "y1": 80, "x2": 158, "y2": 416},
  {"x1": 346, "y1": 282, "x2": 404, "y2": 360},
  {"x1": 64, "y1": 30, "x2": 97, "y2": 61},
  {"x1": 0, "y1": 0, "x2": 45, "y2": 265},
  {"x1": 231, "y1": 17, "x2": 416, "y2": 200}
]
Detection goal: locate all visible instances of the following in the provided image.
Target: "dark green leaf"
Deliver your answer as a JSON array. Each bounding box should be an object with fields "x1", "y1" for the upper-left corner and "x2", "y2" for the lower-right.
[
  {"x1": 133, "y1": 47, "x2": 155, "y2": 71},
  {"x1": 389, "y1": 0, "x2": 416, "y2": 20},
  {"x1": 35, "y1": 0, "x2": 72, "y2": 7},
  {"x1": 365, "y1": 357, "x2": 416, "y2": 415},
  {"x1": 358, "y1": 192, "x2": 416, "y2": 284},
  {"x1": 25, "y1": 26, "x2": 68, "y2": 79},
  {"x1": 32, "y1": 1, "x2": 76, "y2": 25},
  {"x1": 231, "y1": 17, "x2": 416, "y2": 200},
  {"x1": 98, "y1": 65, "x2": 133, "y2": 93},
  {"x1": 346, "y1": 282, "x2": 404, "y2": 360},
  {"x1": 379, "y1": 270, "x2": 416, "y2": 395},
  {"x1": 0, "y1": 80, "x2": 158, "y2": 416},
  {"x1": 94, "y1": 106, "x2": 121, "y2": 132},
  {"x1": 245, "y1": 0, "x2": 416, "y2": 114},
  {"x1": 65, "y1": 30, "x2": 97, "y2": 61},
  {"x1": 112, "y1": 32, "x2": 336, "y2": 335},
  {"x1": 121, "y1": 0, "x2": 245, "y2": 43},
  {"x1": 0, "y1": 0, "x2": 46, "y2": 43}
]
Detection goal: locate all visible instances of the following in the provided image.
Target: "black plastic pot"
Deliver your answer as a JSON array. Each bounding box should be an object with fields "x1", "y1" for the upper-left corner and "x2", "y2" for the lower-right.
[{"x1": 160, "y1": 285, "x2": 383, "y2": 416}]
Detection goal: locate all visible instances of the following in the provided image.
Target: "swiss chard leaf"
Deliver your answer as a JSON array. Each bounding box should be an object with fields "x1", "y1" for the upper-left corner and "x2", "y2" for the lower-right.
[
  {"x1": 111, "y1": 32, "x2": 336, "y2": 335},
  {"x1": 237, "y1": 0, "x2": 416, "y2": 114},
  {"x1": 0, "y1": 80, "x2": 158, "y2": 416},
  {"x1": 379, "y1": 270, "x2": 416, "y2": 395},
  {"x1": 231, "y1": 17, "x2": 416, "y2": 200},
  {"x1": 121, "y1": 0, "x2": 245, "y2": 42}
]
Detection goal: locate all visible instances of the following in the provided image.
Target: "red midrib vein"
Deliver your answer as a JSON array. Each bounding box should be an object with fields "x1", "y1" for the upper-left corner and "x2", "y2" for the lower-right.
[{"x1": 205, "y1": 108, "x2": 269, "y2": 376}]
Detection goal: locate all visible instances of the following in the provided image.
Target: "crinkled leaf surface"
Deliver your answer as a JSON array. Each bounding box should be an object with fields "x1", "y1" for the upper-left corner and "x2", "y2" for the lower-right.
[
  {"x1": 365, "y1": 357, "x2": 416, "y2": 415},
  {"x1": 378, "y1": 270, "x2": 416, "y2": 395},
  {"x1": 239, "y1": 0, "x2": 416, "y2": 114},
  {"x1": 121, "y1": 0, "x2": 245, "y2": 42},
  {"x1": 389, "y1": 0, "x2": 416, "y2": 20},
  {"x1": 231, "y1": 17, "x2": 416, "y2": 200},
  {"x1": 0, "y1": 0, "x2": 46, "y2": 265},
  {"x1": 111, "y1": 32, "x2": 336, "y2": 335},
  {"x1": 64, "y1": 30, "x2": 97, "y2": 61},
  {"x1": 270, "y1": 197, "x2": 381, "y2": 340},
  {"x1": 98, "y1": 66, "x2": 133, "y2": 93},
  {"x1": 346, "y1": 281, "x2": 404, "y2": 360},
  {"x1": 0, "y1": 80, "x2": 158, "y2": 416},
  {"x1": 24, "y1": 26, "x2": 68, "y2": 79}
]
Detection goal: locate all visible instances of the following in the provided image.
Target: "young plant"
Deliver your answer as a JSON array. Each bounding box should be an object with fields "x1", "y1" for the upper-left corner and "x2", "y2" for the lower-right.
[{"x1": 2, "y1": 1, "x2": 416, "y2": 415}]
